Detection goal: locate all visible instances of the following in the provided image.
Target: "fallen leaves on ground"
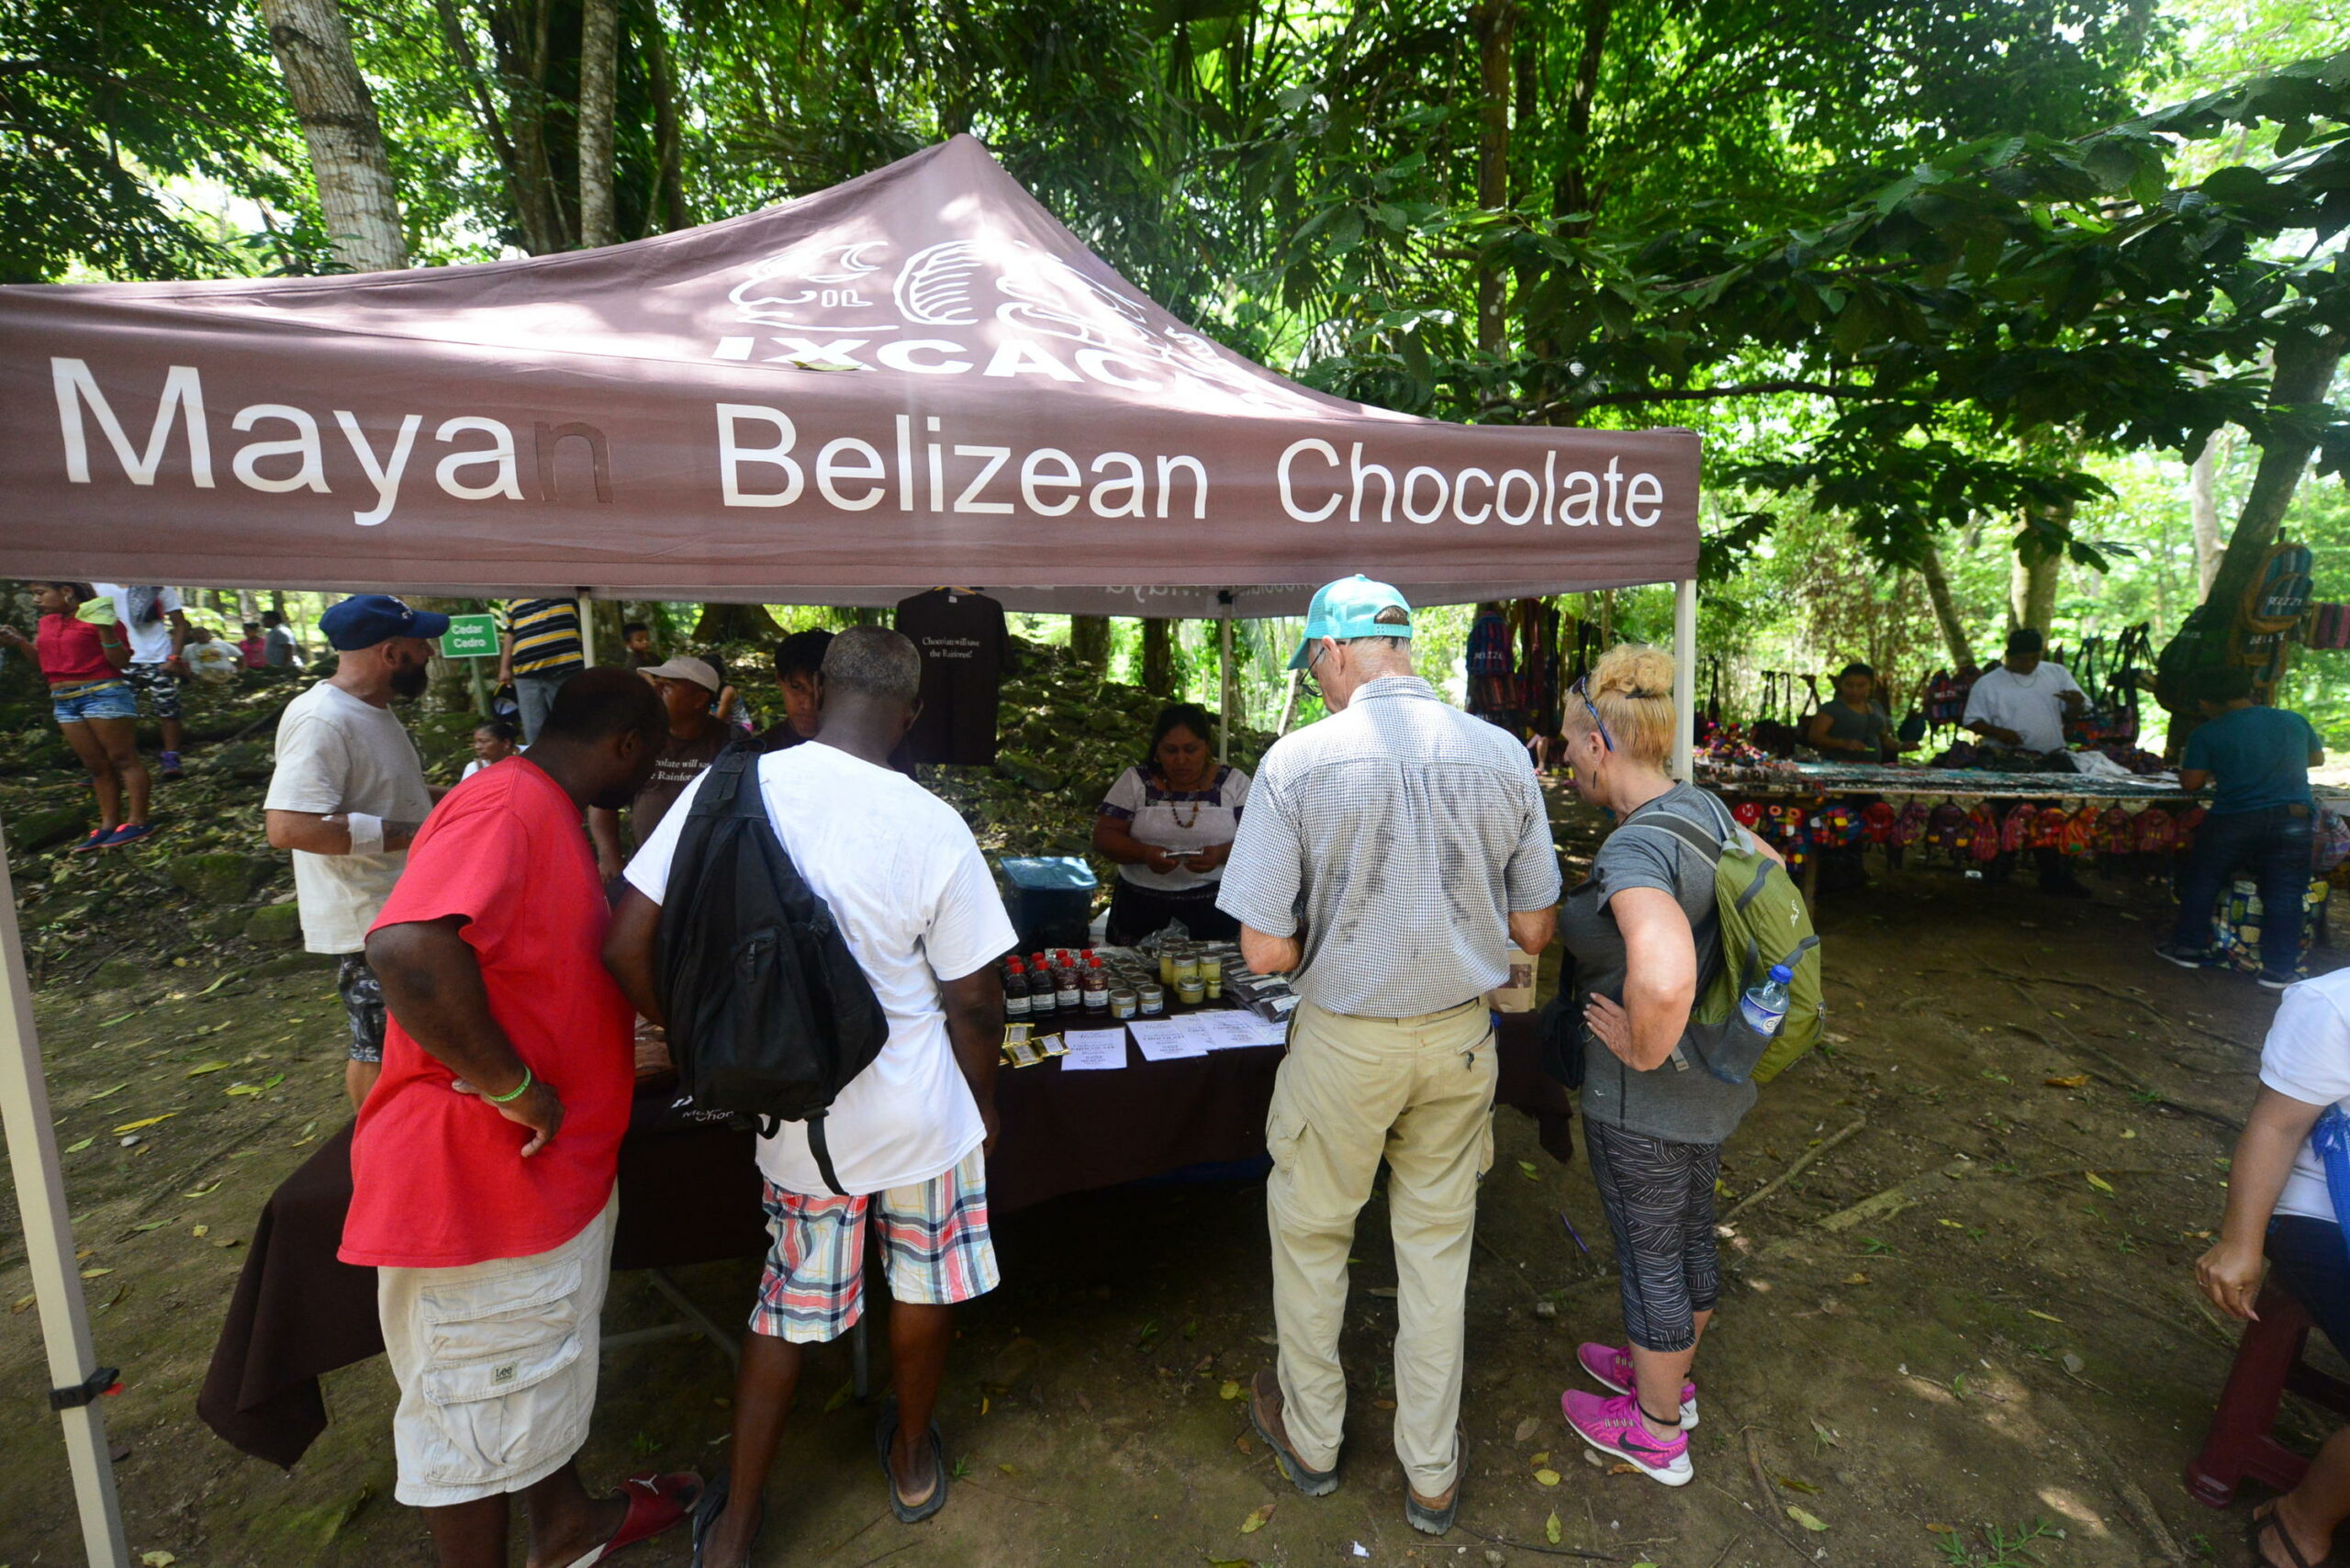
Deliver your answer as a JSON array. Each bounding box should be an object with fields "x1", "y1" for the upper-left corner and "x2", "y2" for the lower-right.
[
  {"x1": 111, "y1": 1114, "x2": 176, "y2": 1135},
  {"x1": 1546, "y1": 1509, "x2": 1562, "y2": 1544},
  {"x1": 1219, "y1": 1380, "x2": 1242, "y2": 1400},
  {"x1": 1514, "y1": 1416, "x2": 1540, "y2": 1442},
  {"x1": 2029, "y1": 1309, "x2": 2065, "y2": 1323},
  {"x1": 2045, "y1": 1074, "x2": 2089, "y2": 1089},
  {"x1": 1533, "y1": 1468, "x2": 1561, "y2": 1486},
  {"x1": 1787, "y1": 1505, "x2": 1830, "y2": 1531},
  {"x1": 1239, "y1": 1503, "x2": 1274, "y2": 1534},
  {"x1": 2086, "y1": 1171, "x2": 2116, "y2": 1194},
  {"x1": 183, "y1": 1062, "x2": 229, "y2": 1078}
]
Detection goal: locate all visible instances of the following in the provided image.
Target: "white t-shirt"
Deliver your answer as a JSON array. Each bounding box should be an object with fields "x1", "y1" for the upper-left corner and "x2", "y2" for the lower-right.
[
  {"x1": 185, "y1": 640, "x2": 239, "y2": 681},
  {"x1": 1099, "y1": 763, "x2": 1251, "y2": 891},
  {"x1": 1962, "y1": 662, "x2": 2083, "y2": 755},
  {"x1": 624, "y1": 742, "x2": 1018, "y2": 1196},
  {"x1": 95, "y1": 584, "x2": 182, "y2": 666},
  {"x1": 263, "y1": 682, "x2": 435, "y2": 954},
  {"x1": 2260, "y1": 969, "x2": 2350, "y2": 1226}
]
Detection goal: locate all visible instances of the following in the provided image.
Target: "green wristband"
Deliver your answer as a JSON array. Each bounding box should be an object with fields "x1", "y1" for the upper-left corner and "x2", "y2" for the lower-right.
[{"x1": 485, "y1": 1066, "x2": 533, "y2": 1104}]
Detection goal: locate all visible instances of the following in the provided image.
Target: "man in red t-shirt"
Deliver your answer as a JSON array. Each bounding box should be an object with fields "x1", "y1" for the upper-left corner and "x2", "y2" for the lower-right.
[{"x1": 344, "y1": 667, "x2": 699, "y2": 1567}]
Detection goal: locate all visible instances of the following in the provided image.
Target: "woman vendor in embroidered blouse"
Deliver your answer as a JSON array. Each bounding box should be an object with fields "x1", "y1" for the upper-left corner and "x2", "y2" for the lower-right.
[{"x1": 1093, "y1": 702, "x2": 1251, "y2": 946}]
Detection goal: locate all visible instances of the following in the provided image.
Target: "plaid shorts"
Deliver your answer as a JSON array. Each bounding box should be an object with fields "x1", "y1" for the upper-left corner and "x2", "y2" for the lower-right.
[
  {"x1": 338, "y1": 952, "x2": 387, "y2": 1064},
  {"x1": 124, "y1": 662, "x2": 182, "y2": 720},
  {"x1": 750, "y1": 1148, "x2": 998, "y2": 1343}
]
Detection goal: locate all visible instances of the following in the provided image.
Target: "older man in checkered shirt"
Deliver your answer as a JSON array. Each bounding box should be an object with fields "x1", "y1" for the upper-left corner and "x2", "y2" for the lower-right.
[{"x1": 1217, "y1": 576, "x2": 1560, "y2": 1538}]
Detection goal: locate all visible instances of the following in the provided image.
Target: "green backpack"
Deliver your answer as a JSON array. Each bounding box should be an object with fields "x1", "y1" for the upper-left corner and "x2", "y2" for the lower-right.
[{"x1": 1623, "y1": 810, "x2": 1825, "y2": 1085}]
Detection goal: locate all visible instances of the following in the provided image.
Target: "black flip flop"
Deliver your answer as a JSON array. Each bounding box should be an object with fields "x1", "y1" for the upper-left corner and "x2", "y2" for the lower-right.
[
  {"x1": 2251, "y1": 1503, "x2": 2325, "y2": 1568},
  {"x1": 873, "y1": 1396, "x2": 949, "y2": 1524},
  {"x1": 689, "y1": 1473, "x2": 765, "y2": 1568}
]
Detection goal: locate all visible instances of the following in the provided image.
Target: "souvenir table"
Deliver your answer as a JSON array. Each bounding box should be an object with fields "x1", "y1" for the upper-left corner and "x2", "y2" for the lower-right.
[{"x1": 200, "y1": 1009, "x2": 1566, "y2": 1470}]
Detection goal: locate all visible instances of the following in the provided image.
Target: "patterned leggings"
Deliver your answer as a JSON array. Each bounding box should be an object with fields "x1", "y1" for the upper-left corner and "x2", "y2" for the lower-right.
[{"x1": 1584, "y1": 1117, "x2": 1721, "y2": 1353}]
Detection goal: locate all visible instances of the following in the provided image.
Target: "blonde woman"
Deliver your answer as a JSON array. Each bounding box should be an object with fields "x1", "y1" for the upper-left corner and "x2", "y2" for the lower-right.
[{"x1": 1554, "y1": 644, "x2": 1776, "y2": 1486}]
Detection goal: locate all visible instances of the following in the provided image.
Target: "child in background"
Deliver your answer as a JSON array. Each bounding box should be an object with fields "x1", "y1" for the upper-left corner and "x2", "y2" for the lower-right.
[{"x1": 0, "y1": 582, "x2": 154, "y2": 850}]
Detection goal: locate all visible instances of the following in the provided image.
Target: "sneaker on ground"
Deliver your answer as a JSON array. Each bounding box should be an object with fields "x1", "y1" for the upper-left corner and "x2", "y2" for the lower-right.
[
  {"x1": 2154, "y1": 941, "x2": 2210, "y2": 969},
  {"x1": 100, "y1": 823, "x2": 155, "y2": 848},
  {"x1": 1561, "y1": 1389, "x2": 1691, "y2": 1486},
  {"x1": 159, "y1": 751, "x2": 183, "y2": 779},
  {"x1": 1575, "y1": 1343, "x2": 1697, "y2": 1429},
  {"x1": 2259, "y1": 973, "x2": 2295, "y2": 991},
  {"x1": 67, "y1": 828, "x2": 110, "y2": 855}
]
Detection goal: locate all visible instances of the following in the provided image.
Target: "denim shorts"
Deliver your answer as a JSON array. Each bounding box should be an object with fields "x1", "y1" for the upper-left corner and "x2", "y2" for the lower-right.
[{"x1": 50, "y1": 679, "x2": 137, "y2": 724}]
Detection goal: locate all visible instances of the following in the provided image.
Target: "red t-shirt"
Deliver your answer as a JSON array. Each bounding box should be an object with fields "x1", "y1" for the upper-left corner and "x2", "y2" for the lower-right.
[
  {"x1": 35, "y1": 610, "x2": 121, "y2": 686},
  {"x1": 340, "y1": 757, "x2": 634, "y2": 1269}
]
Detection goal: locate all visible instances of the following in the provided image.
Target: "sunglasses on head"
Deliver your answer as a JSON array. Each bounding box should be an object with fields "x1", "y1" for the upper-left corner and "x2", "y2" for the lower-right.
[{"x1": 1572, "y1": 675, "x2": 1615, "y2": 754}]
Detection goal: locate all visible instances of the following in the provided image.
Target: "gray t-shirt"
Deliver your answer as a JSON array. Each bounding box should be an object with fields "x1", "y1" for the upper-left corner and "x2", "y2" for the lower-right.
[
  {"x1": 1816, "y1": 700, "x2": 1887, "y2": 752},
  {"x1": 1561, "y1": 783, "x2": 1756, "y2": 1145}
]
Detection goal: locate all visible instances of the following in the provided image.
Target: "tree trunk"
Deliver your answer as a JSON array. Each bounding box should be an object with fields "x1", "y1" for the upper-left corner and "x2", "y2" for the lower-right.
[
  {"x1": 1552, "y1": 0, "x2": 1613, "y2": 230},
  {"x1": 260, "y1": 0, "x2": 407, "y2": 272},
  {"x1": 1918, "y1": 541, "x2": 1973, "y2": 668},
  {"x1": 1069, "y1": 615, "x2": 1110, "y2": 672},
  {"x1": 643, "y1": 16, "x2": 688, "y2": 234},
  {"x1": 692, "y1": 602, "x2": 783, "y2": 644},
  {"x1": 2187, "y1": 433, "x2": 2227, "y2": 596},
  {"x1": 2009, "y1": 546, "x2": 2059, "y2": 635},
  {"x1": 576, "y1": 0, "x2": 619, "y2": 248},
  {"x1": 1471, "y1": 0, "x2": 1516, "y2": 353},
  {"x1": 2204, "y1": 325, "x2": 2347, "y2": 625},
  {"x1": 1141, "y1": 618, "x2": 1175, "y2": 696}
]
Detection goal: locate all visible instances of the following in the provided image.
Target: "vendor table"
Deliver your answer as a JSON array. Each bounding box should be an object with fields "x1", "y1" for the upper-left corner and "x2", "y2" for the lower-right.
[
  {"x1": 199, "y1": 1011, "x2": 1567, "y2": 1469},
  {"x1": 1703, "y1": 759, "x2": 2350, "y2": 804}
]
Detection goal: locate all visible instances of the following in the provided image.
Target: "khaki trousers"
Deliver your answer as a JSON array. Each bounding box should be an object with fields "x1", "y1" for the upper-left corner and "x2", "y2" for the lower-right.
[{"x1": 1266, "y1": 998, "x2": 1496, "y2": 1495}]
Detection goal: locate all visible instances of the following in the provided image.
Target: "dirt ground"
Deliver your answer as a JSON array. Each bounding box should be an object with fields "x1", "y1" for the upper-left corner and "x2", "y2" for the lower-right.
[{"x1": 0, "y1": 787, "x2": 2337, "y2": 1568}]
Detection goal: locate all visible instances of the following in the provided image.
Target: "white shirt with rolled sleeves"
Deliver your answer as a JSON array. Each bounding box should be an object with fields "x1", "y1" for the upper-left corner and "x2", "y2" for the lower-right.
[
  {"x1": 95, "y1": 583, "x2": 181, "y2": 666},
  {"x1": 1962, "y1": 663, "x2": 2082, "y2": 755},
  {"x1": 2259, "y1": 968, "x2": 2350, "y2": 1226},
  {"x1": 623, "y1": 741, "x2": 1018, "y2": 1197},
  {"x1": 1215, "y1": 675, "x2": 1561, "y2": 1017}
]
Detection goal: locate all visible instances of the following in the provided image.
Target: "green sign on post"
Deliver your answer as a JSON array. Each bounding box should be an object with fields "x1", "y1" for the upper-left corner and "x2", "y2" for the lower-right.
[{"x1": 441, "y1": 613, "x2": 499, "y2": 659}]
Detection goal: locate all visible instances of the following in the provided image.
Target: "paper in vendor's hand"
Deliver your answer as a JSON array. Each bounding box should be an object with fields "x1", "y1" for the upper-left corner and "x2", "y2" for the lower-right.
[{"x1": 632, "y1": 1016, "x2": 674, "y2": 1079}]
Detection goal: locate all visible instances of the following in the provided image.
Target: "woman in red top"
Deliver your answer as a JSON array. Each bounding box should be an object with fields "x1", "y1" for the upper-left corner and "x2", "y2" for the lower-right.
[{"x1": 0, "y1": 582, "x2": 153, "y2": 850}]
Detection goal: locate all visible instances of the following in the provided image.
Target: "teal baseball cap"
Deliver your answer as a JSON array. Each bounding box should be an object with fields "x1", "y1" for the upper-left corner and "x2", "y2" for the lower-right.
[{"x1": 1289, "y1": 575, "x2": 1414, "y2": 669}]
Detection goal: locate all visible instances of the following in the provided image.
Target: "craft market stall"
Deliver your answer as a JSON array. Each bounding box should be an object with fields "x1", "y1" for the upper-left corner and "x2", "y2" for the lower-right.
[{"x1": 0, "y1": 134, "x2": 1701, "y2": 1566}]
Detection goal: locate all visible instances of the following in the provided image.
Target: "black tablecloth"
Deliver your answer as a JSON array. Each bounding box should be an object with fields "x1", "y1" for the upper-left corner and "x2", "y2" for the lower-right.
[{"x1": 198, "y1": 1013, "x2": 1565, "y2": 1468}]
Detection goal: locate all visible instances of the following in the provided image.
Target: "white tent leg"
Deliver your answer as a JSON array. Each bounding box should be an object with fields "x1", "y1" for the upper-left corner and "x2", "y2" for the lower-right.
[
  {"x1": 1672, "y1": 577, "x2": 1698, "y2": 782},
  {"x1": 0, "y1": 820, "x2": 129, "y2": 1568},
  {"x1": 577, "y1": 591, "x2": 595, "y2": 666}
]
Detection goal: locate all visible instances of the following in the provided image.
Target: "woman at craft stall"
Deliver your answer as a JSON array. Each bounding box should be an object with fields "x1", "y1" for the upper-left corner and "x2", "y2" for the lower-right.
[
  {"x1": 1554, "y1": 644, "x2": 1782, "y2": 1487},
  {"x1": 1805, "y1": 661, "x2": 1903, "y2": 761},
  {"x1": 2194, "y1": 964, "x2": 2350, "y2": 1567},
  {"x1": 1092, "y1": 702, "x2": 1251, "y2": 946},
  {"x1": 0, "y1": 582, "x2": 154, "y2": 851}
]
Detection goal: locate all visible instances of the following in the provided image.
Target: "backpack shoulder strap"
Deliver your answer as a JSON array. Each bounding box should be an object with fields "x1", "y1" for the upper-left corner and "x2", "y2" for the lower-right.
[{"x1": 1622, "y1": 811, "x2": 1723, "y2": 866}]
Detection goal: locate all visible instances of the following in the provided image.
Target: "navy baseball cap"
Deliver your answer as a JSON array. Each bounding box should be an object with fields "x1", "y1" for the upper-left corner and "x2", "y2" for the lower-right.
[{"x1": 319, "y1": 594, "x2": 451, "y2": 650}]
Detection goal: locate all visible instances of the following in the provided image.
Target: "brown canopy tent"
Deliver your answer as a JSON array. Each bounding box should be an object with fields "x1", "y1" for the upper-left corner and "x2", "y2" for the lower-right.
[{"x1": 0, "y1": 136, "x2": 1700, "y2": 1565}]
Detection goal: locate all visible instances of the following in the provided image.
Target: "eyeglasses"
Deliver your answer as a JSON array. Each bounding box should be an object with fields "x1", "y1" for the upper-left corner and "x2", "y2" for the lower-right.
[
  {"x1": 1307, "y1": 639, "x2": 1330, "y2": 673},
  {"x1": 1572, "y1": 675, "x2": 1615, "y2": 753}
]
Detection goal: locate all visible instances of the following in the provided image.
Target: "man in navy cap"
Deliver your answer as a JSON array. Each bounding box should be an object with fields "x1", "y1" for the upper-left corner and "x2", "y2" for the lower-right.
[
  {"x1": 1218, "y1": 576, "x2": 1560, "y2": 1537},
  {"x1": 264, "y1": 595, "x2": 451, "y2": 1110}
]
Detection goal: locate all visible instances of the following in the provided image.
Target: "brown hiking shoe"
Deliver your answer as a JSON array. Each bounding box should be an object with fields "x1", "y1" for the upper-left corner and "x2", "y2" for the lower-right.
[{"x1": 1248, "y1": 1369, "x2": 1337, "y2": 1496}]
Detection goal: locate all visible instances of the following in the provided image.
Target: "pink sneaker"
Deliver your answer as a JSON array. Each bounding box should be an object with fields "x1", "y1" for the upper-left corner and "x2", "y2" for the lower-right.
[
  {"x1": 1575, "y1": 1343, "x2": 1697, "y2": 1429},
  {"x1": 1561, "y1": 1389, "x2": 1691, "y2": 1486}
]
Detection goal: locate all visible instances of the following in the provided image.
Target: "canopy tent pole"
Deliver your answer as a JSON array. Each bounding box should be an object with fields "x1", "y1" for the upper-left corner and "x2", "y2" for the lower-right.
[
  {"x1": 1672, "y1": 577, "x2": 1698, "y2": 782},
  {"x1": 577, "y1": 591, "x2": 595, "y2": 666},
  {"x1": 0, "y1": 823, "x2": 129, "y2": 1568}
]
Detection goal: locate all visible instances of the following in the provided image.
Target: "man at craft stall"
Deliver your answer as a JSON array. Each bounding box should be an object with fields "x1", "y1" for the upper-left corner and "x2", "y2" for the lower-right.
[
  {"x1": 263, "y1": 595, "x2": 447, "y2": 1111},
  {"x1": 754, "y1": 628, "x2": 834, "y2": 753},
  {"x1": 1962, "y1": 627, "x2": 2093, "y2": 898},
  {"x1": 1092, "y1": 700, "x2": 1251, "y2": 946},
  {"x1": 2157, "y1": 665, "x2": 2326, "y2": 988},
  {"x1": 1218, "y1": 576, "x2": 1560, "y2": 1538},
  {"x1": 605, "y1": 628, "x2": 1017, "y2": 1560},
  {"x1": 588, "y1": 655, "x2": 734, "y2": 882},
  {"x1": 345, "y1": 668, "x2": 698, "y2": 1568}
]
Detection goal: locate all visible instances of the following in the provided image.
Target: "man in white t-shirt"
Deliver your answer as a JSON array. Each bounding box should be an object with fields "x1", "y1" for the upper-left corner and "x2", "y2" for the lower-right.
[
  {"x1": 95, "y1": 584, "x2": 192, "y2": 778},
  {"x1": 604, "y1": 626, "x2": 1014, "y2": 1560},
  {"x1": 263, "y1": 595, "x2": 448, "y2": 1110},
  {"x1": 2195, "y1": 965, "x2": 2350, "y2": 1565},
  {"x1": 1962, "y1": 627, "x2": 2084, "y2": 756}
]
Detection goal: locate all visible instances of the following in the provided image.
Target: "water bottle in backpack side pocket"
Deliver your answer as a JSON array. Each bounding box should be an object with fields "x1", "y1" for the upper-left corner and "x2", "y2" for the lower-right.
[{"x1": 1740, "y1": 964, "x2": 1795, "y2": 1036}]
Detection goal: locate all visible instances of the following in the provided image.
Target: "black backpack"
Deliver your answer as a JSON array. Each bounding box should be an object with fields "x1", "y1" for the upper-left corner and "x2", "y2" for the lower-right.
[{"x1": 655, "y1": 745, "x2": 890, "y2": 1193}]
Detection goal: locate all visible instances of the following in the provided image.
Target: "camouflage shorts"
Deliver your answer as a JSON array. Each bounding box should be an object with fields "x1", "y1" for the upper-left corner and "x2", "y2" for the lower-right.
[{"x1": 337, "y1": 952, "x2": 386, "y2": 1063}]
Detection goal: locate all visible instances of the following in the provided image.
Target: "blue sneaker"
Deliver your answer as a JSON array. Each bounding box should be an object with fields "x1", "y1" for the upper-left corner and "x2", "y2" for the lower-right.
[{"x1": 100, "y1": 823, "x2": 155, "y2": 848}]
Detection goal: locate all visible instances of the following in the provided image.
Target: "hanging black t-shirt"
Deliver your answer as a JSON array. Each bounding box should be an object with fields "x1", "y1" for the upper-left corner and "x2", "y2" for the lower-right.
[{"x1": 894, "y1": 588, "x2": 1010, "y2": 766}]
